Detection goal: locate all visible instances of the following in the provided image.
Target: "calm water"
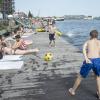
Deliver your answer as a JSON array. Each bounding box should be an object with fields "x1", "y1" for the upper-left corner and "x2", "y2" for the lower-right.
[{"x1": 56, "y1": 20, "x2": 100, "y2": 50}]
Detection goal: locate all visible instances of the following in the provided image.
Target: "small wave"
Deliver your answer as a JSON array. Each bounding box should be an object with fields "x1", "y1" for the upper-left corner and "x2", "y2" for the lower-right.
[{"x1": 66, "y1": 32, "x2": 74, "y2": 37}]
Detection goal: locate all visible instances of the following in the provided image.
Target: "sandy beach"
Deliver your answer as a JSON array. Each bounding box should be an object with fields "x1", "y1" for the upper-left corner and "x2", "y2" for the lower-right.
[{"x1": 0, "y1": 32, "x2": 96, "y2": 100}]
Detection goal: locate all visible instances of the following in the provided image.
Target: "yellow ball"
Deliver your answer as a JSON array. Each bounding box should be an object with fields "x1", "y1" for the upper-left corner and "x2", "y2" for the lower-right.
[
  {"x1": 55, "y1": 30, "x2": 62, "y2": 36},
  {"x1": 44, "y1": 52, "x2": 53, "y2": 61}
]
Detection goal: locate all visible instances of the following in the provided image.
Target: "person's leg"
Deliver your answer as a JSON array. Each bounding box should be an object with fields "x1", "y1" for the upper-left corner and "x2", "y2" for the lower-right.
[
  {"x1": 25, "y1": 40, "x2": 33, "y2": 45},
  {"x1": 15, "y1": 48, "x2": 39, "y2": 55},
  {"x1": 92, "y1": 58, "x2": 100, "y2": 99},
  {"x1": 69, "y1": 61, "x2": 92, "y2": 95},
  {"x1": 49, "y1": 40, "x2": 52, "y2": 47},
  {"x1": 96, "y1": 76, "x2": 100, "y2": 99},
  {"x1": 52, "y1": 34, "x2": 55, "y2": 47},
  {"x1": 3, "y1": 47, "x2": 12, "y2": 54},
  {"x1": 53, "y1": 40, "x2": 55, "y2": 47},
  {"x1": 49, "y1": 34, "x2": 54, "y2": 47},
  {"x1": 69, "y1": 74, "x2": 83, "y2": 95}
]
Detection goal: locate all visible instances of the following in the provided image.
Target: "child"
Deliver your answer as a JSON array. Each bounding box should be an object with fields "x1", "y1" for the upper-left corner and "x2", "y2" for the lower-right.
[
  {"x1": 0, "y1": 35, "x2": 39, "y2": 55},
  {"x1": 48, "y1": 24, "x2": 56, "y2": 47},
  {"x1": 12, "y1": 35, "x2": 32, "y2": 50},
  {"x1": 69, "y1": 30, "x2": 100, "y2": 99},
  {"x1": 12, "y1": 35, "x2": 27, "y2": 50}
]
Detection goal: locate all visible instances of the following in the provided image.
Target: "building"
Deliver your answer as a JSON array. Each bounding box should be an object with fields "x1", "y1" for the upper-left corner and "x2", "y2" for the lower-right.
[
  {"x1": 0, "y1": 0, "x2": 15, "y2": 19},
  {"x1": 64, "y1": 15, "x2": 86, "y2": 20},
  {"x1": 84, "y1": 16, "x2": 93, "y2": 20}
]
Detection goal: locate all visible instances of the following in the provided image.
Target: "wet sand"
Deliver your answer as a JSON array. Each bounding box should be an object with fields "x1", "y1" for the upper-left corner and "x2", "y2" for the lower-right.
[{"x1": 0, "y1": 32, "x2": 97, "y2": 100}]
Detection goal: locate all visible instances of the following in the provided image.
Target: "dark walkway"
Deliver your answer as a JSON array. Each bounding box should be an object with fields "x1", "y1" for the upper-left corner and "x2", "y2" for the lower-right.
[{"x1": 3, "y1": 73, "x2": 97, "y2": 100}]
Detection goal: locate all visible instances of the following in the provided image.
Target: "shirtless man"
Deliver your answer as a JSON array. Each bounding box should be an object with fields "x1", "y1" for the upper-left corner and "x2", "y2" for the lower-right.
[{"x1": 69, "y1": 30, "x2": 100, "y2": 99}]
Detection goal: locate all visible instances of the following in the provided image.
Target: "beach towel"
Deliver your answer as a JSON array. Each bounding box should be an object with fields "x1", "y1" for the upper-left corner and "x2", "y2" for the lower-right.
[{"x1": 0, "y1": 55, "x2": 23, "y2": 70}]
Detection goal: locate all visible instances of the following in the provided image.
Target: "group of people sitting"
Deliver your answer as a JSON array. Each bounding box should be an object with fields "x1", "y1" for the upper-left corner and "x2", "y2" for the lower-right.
[{"x1": 0, "y1": 31, "x2": 39, "y2": 59}]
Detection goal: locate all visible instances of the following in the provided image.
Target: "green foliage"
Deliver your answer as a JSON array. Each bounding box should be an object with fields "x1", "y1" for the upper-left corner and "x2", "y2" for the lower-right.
[
  {"x1": 0, "y1": 21, "x2": 8, "y2": 30},
  {"x1": 0, "y1": 0, "x2": 2, "y2": 4},
  {"x1": 0, "y1": 0, "x2": 15, "y2": 15}
]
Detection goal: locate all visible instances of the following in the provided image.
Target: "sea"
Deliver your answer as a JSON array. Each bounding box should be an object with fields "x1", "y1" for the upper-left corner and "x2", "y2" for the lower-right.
[{"x1": 56, "y1": 20, "x2": 100, "y2": 51}]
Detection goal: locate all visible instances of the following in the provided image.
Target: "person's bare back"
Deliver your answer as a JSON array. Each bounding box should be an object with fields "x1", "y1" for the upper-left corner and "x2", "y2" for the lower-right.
[
  {"x1": 86, "y1": 39, "x2": 100, "y2": 58},
  {"x1": 69, "y1": 30, "x2": 100, "y2": 99}
]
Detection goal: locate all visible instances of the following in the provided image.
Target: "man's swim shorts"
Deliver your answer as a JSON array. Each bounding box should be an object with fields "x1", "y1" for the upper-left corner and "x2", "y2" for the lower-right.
[{"x1": 80, "y1": 58, "x2": 100, "y2": 78}]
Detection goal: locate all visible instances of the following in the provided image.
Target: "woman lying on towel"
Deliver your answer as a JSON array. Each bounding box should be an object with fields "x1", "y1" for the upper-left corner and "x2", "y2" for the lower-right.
[{"x1": 0, "y1": 35, "x2": 39, "y2": 55}]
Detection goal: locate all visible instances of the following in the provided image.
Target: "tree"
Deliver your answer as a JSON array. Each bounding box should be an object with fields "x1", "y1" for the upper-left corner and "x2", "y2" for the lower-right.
[
  {"x1": 28, "y1": 11, "x2": 33, "y2": 18},
  {"x1": 0, "y1": 0, "x2": 15, "y2": 19},
  {"x1": 0, "y1": 0, "x2": 2, "y2": 4},
  {"x1": 0, "y1": 0, "x2": 2, "y2": 11}
]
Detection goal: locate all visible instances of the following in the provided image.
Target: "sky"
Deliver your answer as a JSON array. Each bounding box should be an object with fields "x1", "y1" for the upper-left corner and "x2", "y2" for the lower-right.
[{"x1": 15, "y1": 0, "x2": 100, "y2": 17}]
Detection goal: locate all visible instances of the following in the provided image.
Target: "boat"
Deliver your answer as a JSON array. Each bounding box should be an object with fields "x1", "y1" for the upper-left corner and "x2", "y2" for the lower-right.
[
  {"x1": 55, "y1": 17, "x2": 64, "y2": 21},
  {"x1": 36, "y1": 28, "x2": 46, "y2": 32}
]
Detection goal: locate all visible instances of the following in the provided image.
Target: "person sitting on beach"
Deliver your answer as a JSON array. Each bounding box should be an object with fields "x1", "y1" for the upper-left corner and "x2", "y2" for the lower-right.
[
  {"x1": 16, "y1": 26, "x2": 24, "y2": 36},
  {"x1": 69, "y1": 30, "x2": 100, "y2": 99},
  {"x1": 0, "y1": 35, "x2": 5, "y2": 59},
  {"x1": 0, "y1": 35, "x2": 7, "y2": 49},
  {"x1": 12, "y1": 35, "x2": 32, "y2": 50},
  {"x1": 0, "y1": 35, "x2": 39, "y2": 55},
  {"x1": 48, "y1": 24, "x2": 56, "y2": 47}
]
